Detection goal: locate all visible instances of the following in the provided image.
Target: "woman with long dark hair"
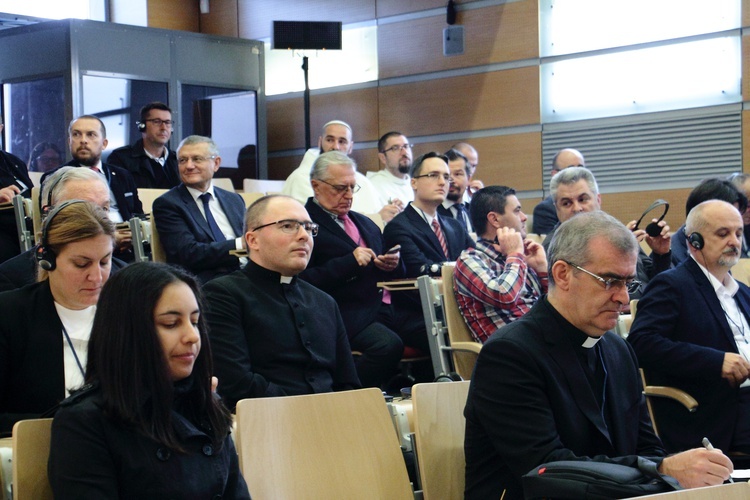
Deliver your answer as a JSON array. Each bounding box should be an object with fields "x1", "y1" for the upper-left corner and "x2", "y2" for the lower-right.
[{"x1": 48, "y1": 262, "x2": 250, "y2": 498}]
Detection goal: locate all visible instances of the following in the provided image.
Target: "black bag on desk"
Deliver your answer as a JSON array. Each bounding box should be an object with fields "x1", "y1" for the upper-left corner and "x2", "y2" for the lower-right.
[{"x1": 521, "y1": 458, "x2": 681, "y2": 499}]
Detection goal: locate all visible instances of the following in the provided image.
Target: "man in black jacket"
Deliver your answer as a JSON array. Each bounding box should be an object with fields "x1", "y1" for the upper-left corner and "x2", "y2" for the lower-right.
[
  {"x1": 0, "y1": 115, "x2": 33, "y2": 263},
  {"x1": 108, "y1": 102, "x2": 179, "y2": 189}
]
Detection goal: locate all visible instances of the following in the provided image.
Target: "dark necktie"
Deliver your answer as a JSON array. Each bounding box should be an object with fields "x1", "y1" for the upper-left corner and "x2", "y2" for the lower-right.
[
  {"x1": 454, "y1": 203, "x2": 469, "y2": 231},
  {"x1": 199, "y1": 192, "x2": 226, "y2": 242}
]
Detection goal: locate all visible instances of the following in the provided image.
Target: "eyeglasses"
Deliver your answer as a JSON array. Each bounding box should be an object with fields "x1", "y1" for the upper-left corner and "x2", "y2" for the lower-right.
[
  {"x1": 414, "y1": 172, "x2": 452, "y2": 183},
  {"x1": 177, "y1": 155, "x2": 216, "y2": 165},
  {"x1": 563, "y1": 260, "x2": 642, "y2": 294},
  {"x1": 144, "y1": 118, "x2": 173, "y2": 127},
  {"x1": 317, "y1": 178, "x2": 361, "y2": 194},
  {"x1": 252, "y1": 219, "x2": 319, "y2": 237},
  {"x1": 381, "y1": 143, "x2": 413, "y2": 154}
]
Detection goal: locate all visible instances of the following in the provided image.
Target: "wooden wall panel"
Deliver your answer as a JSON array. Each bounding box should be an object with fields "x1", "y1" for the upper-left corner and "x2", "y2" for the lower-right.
[
  {"x1": 744, "y1": 111, "x2": 750, "y2": 172},
  {"x1": 267, "y1": 87, "x2": 379, "y2": 152},
  {"x1": 379, "y1": 2, "x2": 538, "y2": 78},
  {"x1": 414, "y1": 132, "x2": 542, "y2": 191},
  {"x1": 148, "y1": 0, "x2": 200, "y2": 32},
  {"x1": 200, "y1": 0, "x2": 238, "y2": 37},
  {"x1": 744, "y1": 0, "x2": 750, "y2": 28},
  {"x1": 376, "y1": 0, "x2": 444, "y2": 18},
  {"x1": 379, "y1": 67, "x2": 539, "y2": 137},
  {"x1": 744, "y1": 35, "x2": 750, "y2": 113},
  {"x1": 237, "y1": 0, "x2": 376, "y2": 40}
]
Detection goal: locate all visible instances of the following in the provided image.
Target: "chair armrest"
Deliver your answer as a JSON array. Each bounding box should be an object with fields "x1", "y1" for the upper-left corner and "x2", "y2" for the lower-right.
[
  {"x1": 643, "y1": 385, "x2": 698, "y2": 412},
  {"x1": 445, "y1": 341, "x2": 482, "y2": 355}
]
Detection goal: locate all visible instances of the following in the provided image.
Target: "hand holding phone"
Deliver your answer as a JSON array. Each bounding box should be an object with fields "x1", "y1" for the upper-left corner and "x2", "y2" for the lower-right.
[{"x1": 386, "y1": 244, "x2": 401, "y2": 255}]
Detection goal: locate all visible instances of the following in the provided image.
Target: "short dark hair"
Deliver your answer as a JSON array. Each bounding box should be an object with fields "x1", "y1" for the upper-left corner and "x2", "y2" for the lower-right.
[
  {"x1": 378, "y1": 131, "x2": 405, "y2": 153},
  {"x1": 140, "y1": 102, "x2": 172, "y2": 123},
  {"x1": 470, "y1": 186, "x2": 516, "y2": 236},
  {"x1": 410, "y1": 152, "x2": 449, "y2": 178},
  {"x1": 444, "y1": 149, "x2": 470, "y2": 177},
  {"x1": 685, "y1": 178, "x2": 748, "y2": 217},
  {"x1": 85, "y1": 262, "x2": 232, "y2": 452}
]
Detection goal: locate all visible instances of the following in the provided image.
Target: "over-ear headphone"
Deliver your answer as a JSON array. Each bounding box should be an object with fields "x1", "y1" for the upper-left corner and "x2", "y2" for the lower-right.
[
  {"x1": 688, "y1": 232, "x2": 704, "y2": 250},
  {"x1": 36, "y1": 200, "x2": 87, "y2": 271},
  {"x1": 633, "y1": 199, "x2": 670, "y2": 237},
  {"x1": 136, "y1": 121, "x2": 146, "y2": 131}
]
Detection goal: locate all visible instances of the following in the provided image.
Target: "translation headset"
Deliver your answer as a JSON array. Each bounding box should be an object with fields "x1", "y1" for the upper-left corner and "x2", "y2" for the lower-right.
[
  {"x1": 36, "y1": 199, "x2": 88, "y2": 271},
  {"x1": 136, "y1": 121, "x2": 146, "y2": 131},
  {"x1": 688, "y1": 231, "x2": 704, "y2": 250},
  {"x1": 633, "y1": 199, "x2": 670, "y2": 238}
]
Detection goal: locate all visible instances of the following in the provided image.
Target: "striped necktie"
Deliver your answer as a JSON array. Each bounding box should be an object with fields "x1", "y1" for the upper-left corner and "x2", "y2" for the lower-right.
[{"x1": 432, "y1": 218, "x2": 449, "y2": 259}]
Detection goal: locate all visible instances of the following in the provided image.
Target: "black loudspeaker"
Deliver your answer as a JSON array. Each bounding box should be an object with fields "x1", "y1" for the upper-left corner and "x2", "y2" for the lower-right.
[
  {"x1": 272, "y1": 21, "x2": 342, "y2": 50},
  {"x1": 36, "y1": 200, "x2": 86, "y2": 271},
  {"x1": 137, "y1": 121, "x2": 146, "y2": 131},
  {"x1": 688, "y1": 232, "x2": 704, "y2": 250}
]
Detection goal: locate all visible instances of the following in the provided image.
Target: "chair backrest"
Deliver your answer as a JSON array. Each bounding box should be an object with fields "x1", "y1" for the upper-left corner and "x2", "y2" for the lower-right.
[
  {"x1": 412, "y1": 381, "x2": 470, "y2": 500},
  {"x1": 239, "y1": 191, "x2": 264, "y2": 207},
  {"x1": 234, "y1": 388, "x2": 413, "y2": 499},
  {"x1": 136, "y1": 188, "x2": 168, "y2": 214},
  {"x1": 212, "y1": 177, "x2": 236, "y2": 192},
  {"x1": 31, "y1": 187, "x2": 42, "y2": 242},
  {"x1": 149, "y1": 213, "x2": 167, "y2": 263},
  {"x1": 242, "y1": 178, "x2": 285, "y2": 194},
  {"x1": 12, "y1": 418, "x2": 53, "y2": 500},
  {"x1": 441, "y1": 263, "x2": 482, "y2": 379},
  {"x1": 731, "y1": 259, "x2": 750, "y2": 287}
]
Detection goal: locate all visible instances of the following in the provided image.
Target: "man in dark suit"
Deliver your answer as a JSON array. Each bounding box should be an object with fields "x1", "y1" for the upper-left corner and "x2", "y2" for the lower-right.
[
  {"x1": 203, "y1": 195, "x2": 360, "y2": 409},
  {"x1": 108, "y1": 102, "x2": 180, "y2": 189},
  {"x1": 384, "y1": 152, "x2": 474, "y2": 352},
  {"x1": 41, "y1": 115, "x2": 144, "y2": 260},
  {"x1": 152, "y1": 135, "x2": 245, "y2": 283},
  {"x1": 465, "y1": 211, "x2": 733, "y2": 499},
  {"x1": 629, "y1": 200, "x2": 750, "y2": 457},
  {"x1": 300, "y1": 151, "x2": 404, "y2": 388},
  {"x1": 532, "y1": 147, "x2": 585, "y2": 235},
  {"x1": 0, "y1": 114, "x2": 33, "y2": 263},
  {"x1": 437, "y1": 148, "x2": 473, "y2": 233}
]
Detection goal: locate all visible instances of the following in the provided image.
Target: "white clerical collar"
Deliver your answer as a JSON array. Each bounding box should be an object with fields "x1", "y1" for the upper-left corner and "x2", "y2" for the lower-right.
[
  {"x1": 581, "y1": 336, "x2": 601, "y2": 349},
  {"x1": 280, "y1": 276, "x2": 293, "y2": 284}
]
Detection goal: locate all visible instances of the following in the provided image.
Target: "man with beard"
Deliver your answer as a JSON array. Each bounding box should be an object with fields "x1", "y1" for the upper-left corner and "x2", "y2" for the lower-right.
[
  {"x1": 452, "y1": 142, "x2": 483, "y2": 202},
  {"x1": 438, "y1": 148, "x2": 473, "y2": 233},
  {"x1": 108, "y1": 102, "x2": 180, "y2": 189},
  {"x1": 629, "y1": 200, "x2": 750, "y2": 457},
  {"x1": 42, "y1": 115, "x2": 143, "y2": 259},
  {"x1": 369, "y1": 131, "x2": 414, "y2": 210}
]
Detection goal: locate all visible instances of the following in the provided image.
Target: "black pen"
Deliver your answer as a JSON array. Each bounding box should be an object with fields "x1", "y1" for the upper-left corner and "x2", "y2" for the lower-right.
[{"x1": 702, "y1": 437, "x2": 734, "y2": 483}]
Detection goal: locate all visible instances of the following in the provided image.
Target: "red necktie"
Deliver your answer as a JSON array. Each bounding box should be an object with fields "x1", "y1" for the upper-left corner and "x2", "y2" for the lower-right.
[{"x1": 432, "y1": 218, "x2": 449, "y2": 259}]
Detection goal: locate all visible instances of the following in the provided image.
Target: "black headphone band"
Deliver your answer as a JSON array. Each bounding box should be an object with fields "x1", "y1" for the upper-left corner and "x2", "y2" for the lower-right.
[
  {"x1": 634, "y1": 199, "x2": 669, "y2": 229},
  {"x1": 40, "y1": 199, "x2": 88, "y2": 249}
]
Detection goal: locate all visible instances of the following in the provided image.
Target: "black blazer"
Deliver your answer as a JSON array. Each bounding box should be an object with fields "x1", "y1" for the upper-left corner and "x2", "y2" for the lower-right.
[
  {"x1": 107, "y1": 138, "x2": 180, "y2": 189},
  {"x1": 383, "y1": 203, "x2": 474, "y2": 277},
  {"x1": 465, "y1": 298, "x2": 665, "y2": 499},
  {"x1": 152, "y1": 184, "x2": 245, "y2": 283},
  {"x1": 532, "y1": 195, "x2": 558, "y2": 235},
  {"x1": 628, "y1": 257, "x2": 750, "y2": 453},
  {"x1": 300, "y1": 199, "x2": 404, "y2": 337},
  {"x1": 41, "y1": 160, "x2": 143, "y2": 220},
  {"x1": 0, "y1": 280, "x2": 65, "y2": 434}
]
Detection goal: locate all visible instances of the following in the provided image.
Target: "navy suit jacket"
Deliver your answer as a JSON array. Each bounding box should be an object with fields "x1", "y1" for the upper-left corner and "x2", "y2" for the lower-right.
[
  {"x1": 300, "y1": 199, "x2": 404, "y2": 337},
  {"x1": 41, "y1": 160, "x2": 143, "y2": 220},
  {"x1": 152, "y1": 184, "x2": 245, "y2": 283},
  {"x1": 383, "y1": 203, "x2": 474, "y2": 278},
  {"x1": 465, "y1": 298, "x2": 665, "y2": 499},
  {"x1": 628, "y1": 257, "x2": 750, "y2": 453}
]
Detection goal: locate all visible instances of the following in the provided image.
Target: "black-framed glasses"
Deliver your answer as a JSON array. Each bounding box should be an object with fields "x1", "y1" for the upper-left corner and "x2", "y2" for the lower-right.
[
  {"x1": 177, "y1": 155, "x2": 216, "y2": 165},
  {"x1": 144, "y1": 118, "x2": 173, "y2": 127},
  {"x1": 251, "y1": 219, "x2": 319, "y2": 237},
  {"x1": 381, "y1": 143, "x2": 413, "y2": 154},
  {"x1": 562, "y1": 260, "x2": 641, "y2": 294},
  {"x1": 317, "y1": 179, "x2": 361, "y2": 194},
  {"x1": 414, "y1": 172, "x2": 452, "y2": 182}
]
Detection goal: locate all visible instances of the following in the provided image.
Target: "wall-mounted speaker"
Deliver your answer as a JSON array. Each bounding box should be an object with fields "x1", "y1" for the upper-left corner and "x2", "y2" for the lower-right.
[{"x1": 272, "y1": 21, "x2": 343, "y2": 50}]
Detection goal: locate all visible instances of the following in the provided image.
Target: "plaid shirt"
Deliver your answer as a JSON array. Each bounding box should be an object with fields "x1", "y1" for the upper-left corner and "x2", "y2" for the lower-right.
[{"x1": 454, "y1": 238, "x2": 548, "y2": 343}]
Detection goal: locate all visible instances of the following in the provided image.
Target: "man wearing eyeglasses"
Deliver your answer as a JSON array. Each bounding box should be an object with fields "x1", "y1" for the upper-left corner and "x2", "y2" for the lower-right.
[
  {"x1": 464, "y1": 211, "x2": 733, "y2": 499},
  {"x1": 437, "y1": 148, "x2": 473, "y2": 233},
  {"x1": 152, "y1": 135, "x2": 246, "y2": 283},
  {"x1": 369, "y1": 131, "x2": 414, "y2": 208},
  {"x1": 108, "y1": 102, "x2": 180, "y2": 189},
  {"x1": 384, "y1": 152, "x2": 474, "y2": 353},
  {"x1": 451, "y1": 142, "x2": 483, "y2": 202},
  {"x1": 629, "y1": 200, "x2": 750, "y2": 460},
  {"x1": 203, "y1": 194, "x2": 360, "y2": 408},
  {"x1": 300, "y1": 151, "x2": 404, "y2": 389}
]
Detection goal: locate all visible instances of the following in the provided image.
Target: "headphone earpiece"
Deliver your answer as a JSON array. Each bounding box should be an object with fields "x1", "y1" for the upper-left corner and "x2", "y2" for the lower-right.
[
  {"x1": 688, "y1": 232, "x2": 704, "y2": 250},
  {"x1": 634, "y1": 199, "x2": 670, "y2": 238},
  {"x1": 36, "y1": 200, "x2": 87, "y2": 272},
  {"x1": 137, "y1": 121, "x2": 146, "y2": 131}
]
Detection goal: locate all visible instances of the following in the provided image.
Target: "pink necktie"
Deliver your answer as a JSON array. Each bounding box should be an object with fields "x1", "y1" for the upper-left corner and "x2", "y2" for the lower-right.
[
  {"x1": 340, "y1": 214, "x2": 365, "y2": 247},
  {"x1": 432, "y1": 218, "x2": 450, "y2": 259}
]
